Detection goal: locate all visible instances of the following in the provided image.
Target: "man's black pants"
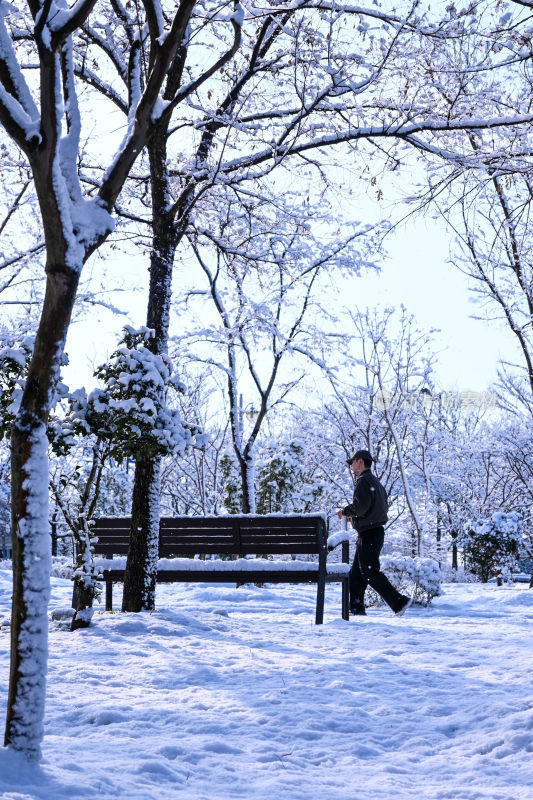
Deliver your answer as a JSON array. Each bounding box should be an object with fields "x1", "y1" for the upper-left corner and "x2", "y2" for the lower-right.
[{"x1": 349, "y1": 526, "x2": 405, "y2": 613}]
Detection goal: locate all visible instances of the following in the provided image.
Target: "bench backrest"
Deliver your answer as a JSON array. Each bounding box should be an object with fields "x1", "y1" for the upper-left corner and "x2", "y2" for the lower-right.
[{"x1": 92, "y1": 515, "x2": 328, "y2": 557}]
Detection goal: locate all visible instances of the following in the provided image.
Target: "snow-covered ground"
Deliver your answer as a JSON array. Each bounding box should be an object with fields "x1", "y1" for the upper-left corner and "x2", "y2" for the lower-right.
[{"x1": 1, "y1": 567, "x2": 532, "y2": 800}]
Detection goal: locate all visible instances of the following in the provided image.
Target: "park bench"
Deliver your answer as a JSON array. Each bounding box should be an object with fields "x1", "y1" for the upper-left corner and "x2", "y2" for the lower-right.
[{"x1": 90, "y1": 514, "x2": 351, "y2": 624}]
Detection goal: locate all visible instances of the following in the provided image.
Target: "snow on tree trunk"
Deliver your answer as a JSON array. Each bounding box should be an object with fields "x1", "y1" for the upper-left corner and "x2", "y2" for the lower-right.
[
  {"x1": 122, "y1": 457, "x2": 162, "y2": 612},
  {"x1": 240, "y1": 450, "x2": 256, "y2": 515},
  {"x1": 5, "y1": 254, "x2": 81, "y2": 755},
  {"x1": 5, "y1": 423, "x2": 50, "y2": 758},
  {"x1": 71, "y1": 516, "x2": 101, "y2": 631}
]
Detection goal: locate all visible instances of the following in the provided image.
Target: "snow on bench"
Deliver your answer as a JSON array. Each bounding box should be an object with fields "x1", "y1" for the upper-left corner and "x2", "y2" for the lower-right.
[{"x1": 94, "y1": 556, "x2": 351, "y2": 573}]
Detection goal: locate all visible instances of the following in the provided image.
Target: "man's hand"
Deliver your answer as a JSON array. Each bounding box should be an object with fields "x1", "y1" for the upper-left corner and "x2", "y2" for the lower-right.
[{"x1": 337, "y1": 509, "x2": 343, "y2": 520}]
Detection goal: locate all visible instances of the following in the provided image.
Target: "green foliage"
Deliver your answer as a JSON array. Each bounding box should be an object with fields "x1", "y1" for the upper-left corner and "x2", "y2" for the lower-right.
[
  {"x1": 256, "y1": 439, "x2": 324, "y2": 514},
  {"x1": 220, "y1": 453, "x2": 242, "y2": 513},
  {"x1": 0, "y1": 453, "x2": 10, "y2": 554},
  {"x1": 219, "y1": 439, "x2": 326, "y2": 514},
  {"x1": 0, "y1": 336, "x2": 70, "y2": 444},
  {"x1": 0, "y1": 337, "x2": 33, "y2": 440}
]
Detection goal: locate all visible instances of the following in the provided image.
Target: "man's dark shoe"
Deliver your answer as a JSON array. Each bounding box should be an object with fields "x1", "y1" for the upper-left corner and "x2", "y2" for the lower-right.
[
  {"x1": 395, "y1": 596, "x2": 413, "y2": 617},
  {"x1": 349, "y1": 603, "x2": 366, "y2": 616}
]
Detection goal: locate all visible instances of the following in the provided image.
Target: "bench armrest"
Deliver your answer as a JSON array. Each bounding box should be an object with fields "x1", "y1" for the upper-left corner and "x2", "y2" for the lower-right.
[{"x1": 327, "y1": 529, "x2": 355, "y2": 551}]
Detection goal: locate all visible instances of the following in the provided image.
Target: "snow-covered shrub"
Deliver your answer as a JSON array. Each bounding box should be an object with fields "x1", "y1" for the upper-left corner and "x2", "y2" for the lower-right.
[
  {"x1": 366, "y1": 555, "x2": 442, "y2": 607},
  {"x1": 460, "y1": 511, "x2": 522, "y2": 583},
  {"x1": 53, "y1": 326, "x2": 203, "y2": 461},
  {"x1": 0, "y1": 336, "x2": 69, "y2": 440},
  {"x1": 441, "y1": 565, "x2": 479, "y2": 583},
  {"x1": 50, "y1": 557, "x2": 74, "y2": 580},
  {"x1": 0, "y1": 337, "x2": 33, "y2": 436},
  {"x1": 0, "y1": 336, "x2": 69, "y2": 560},
  {"x1": 0, "y1": 454, "x2": 10, "y2": 556}
]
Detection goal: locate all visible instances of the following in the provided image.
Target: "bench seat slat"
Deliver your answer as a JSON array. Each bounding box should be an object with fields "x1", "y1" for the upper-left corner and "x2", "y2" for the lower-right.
[
  {"x1": 159, "y1": 515, "x2": 324, "y2": 526},
  {"x1": 158, "y1": 547, "x2": 321, "y2": 557},
  {"x1": 239, "y1": 537, "x2": 319, "y2": 547},
  {"x1": 161, "y1": 536, "x2": 239, "y2": 548},
  {"x1": 91, "y1": 518, "x2": 131, "y2": 529},
  {"x1": 160, "y1": 536, "x2": 319, "y2": 547},
  {"x1": 102, "y1": 568, "x2": 348, "y2": 583}
]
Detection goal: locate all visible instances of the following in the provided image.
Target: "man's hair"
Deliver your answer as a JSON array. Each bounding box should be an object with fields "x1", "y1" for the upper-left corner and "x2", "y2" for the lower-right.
[{"x1": 347, "y1": 449, "x2": 373, "y2": 468}]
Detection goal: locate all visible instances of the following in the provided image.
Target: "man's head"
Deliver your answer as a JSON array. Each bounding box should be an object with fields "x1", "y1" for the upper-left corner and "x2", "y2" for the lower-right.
[{"x1": 347, "y1": 449, "x2": 373, "y2": 476}]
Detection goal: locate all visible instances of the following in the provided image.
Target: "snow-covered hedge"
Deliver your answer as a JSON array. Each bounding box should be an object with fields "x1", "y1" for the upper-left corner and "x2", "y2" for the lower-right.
[
  {"x1": 460, "y1": 511, "x2": 523, "y2": 582},
  {"x1": 367, "y1": 555, "x2": 442, "y2": 607},
  {"x1": 50, "y1": 558, "x2": 75, "y2": 580},
  {"x1": 327, "y1": 530, "x2": 442, "y2": 606},
  {"x1": 441, "y1": 566, "x2": 478, "y2": 583}
]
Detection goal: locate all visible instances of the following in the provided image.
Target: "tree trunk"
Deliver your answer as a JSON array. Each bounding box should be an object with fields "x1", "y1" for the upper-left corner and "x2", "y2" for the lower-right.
[
  {"x1": 239, "y1": 455, "x2": 255, "y2": 514},
  {"x1": 122, "y1": 131, "x2": 178, "y2": 612},
  {"x1": 122, "y1": 456, "x2": 162, "y2": 611},
  {"x1": 71, "y1": 519, "x2": 100, "y2": 630},
  {"x1": 71, "y1": 574, "x2": 97, "y2": 630},
  {"x1": 451, "y1": 532, "x2": 458, "y2": 571},
  {"x1": 5, "y1": 263, "x2": 79, "y2": 757}
]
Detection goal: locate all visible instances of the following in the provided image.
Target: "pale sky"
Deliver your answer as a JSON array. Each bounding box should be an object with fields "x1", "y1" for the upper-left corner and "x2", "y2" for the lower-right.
[
  {"x1": 63, "y1": 219, "x2": 517, "y2": 398},
  {"x1": 380, "y1": 220, "x2": 517, "y2": 391},
  {"x1": 62, "y1": 162, "x2": 521, "y2": 399},
  {"x1": 335, "y1": 208, "x2": 519, "y2": 393}
]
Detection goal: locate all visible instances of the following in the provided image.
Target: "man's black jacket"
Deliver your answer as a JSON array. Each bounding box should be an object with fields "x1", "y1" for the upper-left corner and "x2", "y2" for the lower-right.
[{"x1": 342, "y1": 469, "x2": 388, "y2": 534}]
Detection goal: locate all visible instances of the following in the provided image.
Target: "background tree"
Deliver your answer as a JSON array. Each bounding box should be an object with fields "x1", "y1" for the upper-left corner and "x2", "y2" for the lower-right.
[
  {"x1": 176, "y1": 191, "x2": 377, "y2": 513},
  {"x1": 256, "y1": 438, "x2": 324, "y2": 514},
  {"x1": 0, "y1": 139, "x2": 44, "y2": 313},
  {"x1": 324, "y1": 307, "x2": 445, "y2": 556},
  {"x1": 408, "y1": 2, "x2": 533, "y2": 416},
  {"x1": 75, "y1": 0, "x2": 533, "y2": 610},
  {"x1": 49, "y1": 436, "x2": 117, "y2": 629},
  {"x1": 160, "y1": 370, "x2": 230, "y2": 516},
  {"x1": 430, "y1": 169, "x2": 533, "y2": 415}
]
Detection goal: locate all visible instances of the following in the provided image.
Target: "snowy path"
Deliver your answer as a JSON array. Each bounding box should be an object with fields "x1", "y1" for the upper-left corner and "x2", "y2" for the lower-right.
[{"x1": 1, "y1": 572, "x2": 533, "y2": 800}]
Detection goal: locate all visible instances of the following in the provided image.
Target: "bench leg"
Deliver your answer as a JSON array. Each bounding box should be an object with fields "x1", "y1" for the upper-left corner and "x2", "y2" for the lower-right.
[
  {"x1": 315, "y1": 575, "x2": 325, "y2": 625},
  {"x1": 106, "y1": 580, "x2": 113, "y2": 612},
  {"x1": 342, "y1": 577, "x2": 349, "y2": 621}
]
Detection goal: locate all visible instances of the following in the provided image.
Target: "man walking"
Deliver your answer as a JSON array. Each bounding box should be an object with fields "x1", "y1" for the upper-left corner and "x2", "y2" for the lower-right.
[{"x1": 338, "y1": 449, "x2": 412, "y2": 617}]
